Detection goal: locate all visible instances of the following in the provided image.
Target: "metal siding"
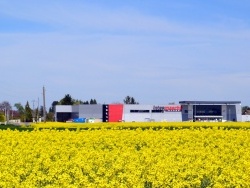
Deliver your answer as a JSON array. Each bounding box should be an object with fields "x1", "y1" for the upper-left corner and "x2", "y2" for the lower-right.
[
  {"x1": 227, "y1": 105, "x2": 236, "y2": 121},
  {"x1": 164, "y1": 112, "x2": 182, "y2": 122},
  {"x1": 122, "y1": 105, "x2": 182, "y2": 122},
  {"x1": 236, "y1": 104, "x2": 242, "y2": 122},
  {"x1": 55, "y1": 105, "x2": 73, "y2": 122},
  {"x1": 123, "y1": 105, "x2": 152, "y2": 122},
  {"x1": 222, "y1": 105, "x2": 227, "y2": 121},
  {"x1": 55, "y1": 105, "x2": 72, "y2": 112},
  {"x1": 108, "y1": 104, "x2": 123, "y2": 122},
  {"x1": 78, "y1": 105, "x2": 103, "y2": 119},
  {"x1": 242, "y1": 115, "x2": 250, "y2": 122},
  {"x1": 188, "y1": 105, "x2": 193, "y2": 121},
  {"x1": 102, "y1": 105, "x2": 109, "y2": 122},
  {"x1": 181, "y1": 105, "x2": 189, "y2": 121},
  {"x1": 72, "y1": 105, "x2": 79, "y2": 113},
  {"x1": 151, "y1": 113, "x2": 165, "y2": 122},
  {"x1": 71, "y1": 105, "x2": 79, "y2": 119},
  {"x1": 181, "y1": 103, "x2": 241, "y2": 122}
]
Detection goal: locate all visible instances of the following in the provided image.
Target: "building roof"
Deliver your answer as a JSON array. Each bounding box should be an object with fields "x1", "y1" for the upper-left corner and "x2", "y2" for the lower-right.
[{"x1": 179, "y1": 101, "x2": 241, "y2": 105}]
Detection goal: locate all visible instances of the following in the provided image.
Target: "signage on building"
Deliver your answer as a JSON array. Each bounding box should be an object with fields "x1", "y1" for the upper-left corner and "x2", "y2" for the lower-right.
[{"x1": 153, "y1": 105, "x2": 182, "y2": 112}]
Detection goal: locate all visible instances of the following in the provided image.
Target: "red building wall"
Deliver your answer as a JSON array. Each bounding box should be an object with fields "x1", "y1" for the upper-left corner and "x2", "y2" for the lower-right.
[{"x1": 108, "y1": 104, "x2": 124, "y2": 122}]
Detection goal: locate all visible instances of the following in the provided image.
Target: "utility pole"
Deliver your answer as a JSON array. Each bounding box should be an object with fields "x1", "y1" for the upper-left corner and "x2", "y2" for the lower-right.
[
  {"x1": 37, "y1": 97, "x2": 39, "y2": 122},
  {"x1": 32, "y1": 100, "x2": 35, "y2": 122},
  {"x1": 43, "y1": 86, "x2": 46, "y2": 122}
]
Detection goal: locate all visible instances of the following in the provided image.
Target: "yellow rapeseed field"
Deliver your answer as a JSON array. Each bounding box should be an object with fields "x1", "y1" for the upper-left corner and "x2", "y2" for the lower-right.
[
  {"x1": 31, "y1": 121, "x2": 250, "y2": 129},
  {"x1": 0, "y1": 122, "x2": 250, "y2": 187}
]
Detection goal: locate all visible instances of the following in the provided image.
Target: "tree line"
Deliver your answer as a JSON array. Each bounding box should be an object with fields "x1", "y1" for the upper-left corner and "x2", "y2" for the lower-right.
[{"x1": 0, "y1": 95, "x2": 139, "y2": 123}]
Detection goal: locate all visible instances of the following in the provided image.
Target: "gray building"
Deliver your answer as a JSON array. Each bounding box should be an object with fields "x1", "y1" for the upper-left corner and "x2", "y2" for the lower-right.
[
  {"x1": 55, "y1": 104, "x2": 103, "y2": 122},
  {"x1": 54, "y1": 101, "x2": 242, "y2": 122},
  {"x1": 55, "y1": 105, "x2": 72, "y2": 122},
  {"x1": 179, "y1": 101, "x2": 242, "y2": 122}
]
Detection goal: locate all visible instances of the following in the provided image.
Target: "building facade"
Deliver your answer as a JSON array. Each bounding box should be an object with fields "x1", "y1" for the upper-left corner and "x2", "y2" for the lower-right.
[
  {"x1": 179, "y1": 101, "x2": 242, "y2": 122},
  {"x1": 55, "y1": 101, "x2": 242, "y2": 122}
]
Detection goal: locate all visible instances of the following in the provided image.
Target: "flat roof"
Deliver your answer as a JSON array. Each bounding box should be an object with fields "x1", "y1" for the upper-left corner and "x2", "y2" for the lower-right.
[{"x1": 179, "y1": 101, "x2": 241, "y2": 105}]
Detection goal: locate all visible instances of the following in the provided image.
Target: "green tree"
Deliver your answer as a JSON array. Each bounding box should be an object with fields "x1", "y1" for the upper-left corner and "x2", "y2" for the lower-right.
[
  {"x1": 58, "y1": 94, "x2": 98, "y2": 105},
  {"x1": 39, "y1": 106, "x2": 44, "y2": 118},
  {"x1": 34, "y1": 107, "x2": 39, "y2": 122},
  {"x1": 49, "y1": 101, "x2": 59, "y2": 112},
  {"x1": 83, "y1": 101, "x2": 89, "y2": 104},
  {"x1": 73, "y1": 99, "x2": 85, "y2": 105},
  {"x1": 90, "y1": 99, "x2": 97, "y2": 104},
  {"x1": 123, "y1": 96, "x2": 139, "y2": 104},
  {"x1": 60, "y1": 94, "x2": 74, "y2": 105},
  {"x1": 25, "y1": 101, "x2": 33, "y2": 122},
  {"x1": 0, "y1": 113, "x2": 5, "y2": 122},
  {"x1": 14, "y1": 103, "x2": 25, "y2": 122}
]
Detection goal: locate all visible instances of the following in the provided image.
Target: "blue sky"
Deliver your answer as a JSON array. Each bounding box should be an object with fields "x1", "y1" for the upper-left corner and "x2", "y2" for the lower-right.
[{"x1": 1, "y1": 0, "x2": 250, "y2": 109}]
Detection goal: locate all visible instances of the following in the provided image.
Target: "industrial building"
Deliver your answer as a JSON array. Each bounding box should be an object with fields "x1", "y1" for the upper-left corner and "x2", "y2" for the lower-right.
[
  {"x1": 55, "y1": 101, "x2": 242, "y2": 122},
  {"x1": 179, "y1": 101, "x2": 242, "y2": 122}
]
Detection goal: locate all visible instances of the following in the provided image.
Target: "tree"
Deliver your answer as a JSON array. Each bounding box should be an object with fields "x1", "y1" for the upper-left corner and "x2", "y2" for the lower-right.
[
  {"x1": 58, "y1": 94, "x2": 98, "y2": 105},
  {"x1": 14, "y1": 103, "x2": 24, "y2": 112},
  {"x1": 60, "y1": 94, "x2": 74, "y2": 105},
  {"x1": 123, "y1": 96, "x2": 139, "y2": 104},
  {"x1": 34, "y1": 107, "x2": 39, "y2": 122},
  {"x1": 242, "y1": 106, "x2": 250, "y2": 115},
  {"x1": 0, "y1": 101, "x2": 11, "y2": 111},
  {"x1": 0, "y1": 101, "x2": 12, "y2": 122},
  {"x1": 83, "y1": 101, "x2": 89, "y2": 104},
  {"x1": 0, "y1": 113, "x2": 5, "y2": 122},
  {"x1": 90, "y1": 99, "x2": 97, "y2": 104},
  {"x1": 14, "y1": 103, "x2": 25, "y2": 122},
  {"x1": 49, "y1": 101, "x2": 59, "y2": 112},
  {"x1": 47, "y1": 112, "x2": 54, "y2": 121},
  {"x1": 25, "y1": 101, "x2": 33, "y2": 122},
  {"x1": 39, "y1": 106, "x2": 44, "y2": 118},
  {"x1": 73, "y1": 99, "x2": 84, "y2": 105}
]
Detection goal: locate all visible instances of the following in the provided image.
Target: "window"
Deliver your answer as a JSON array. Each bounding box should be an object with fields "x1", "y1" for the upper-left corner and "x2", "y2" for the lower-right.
[
  {"x1": 130, "y1": 110, "x2": 150, "y2": 113},
  {"x1": 151, "y1": 110, "x2": 164, "y2": 113},
  {"x1": 194, "y1": 105, "x2": 221, "y2": 116}
]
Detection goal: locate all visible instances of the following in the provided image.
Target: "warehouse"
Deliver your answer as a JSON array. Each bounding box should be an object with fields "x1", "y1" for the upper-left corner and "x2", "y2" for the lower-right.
[
  {"x1": 55, "y1": 104, "x2": 182, "y2": 122},
  {"x1": 55, "y1": 101, "x2": 242, "y2": 122}
]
